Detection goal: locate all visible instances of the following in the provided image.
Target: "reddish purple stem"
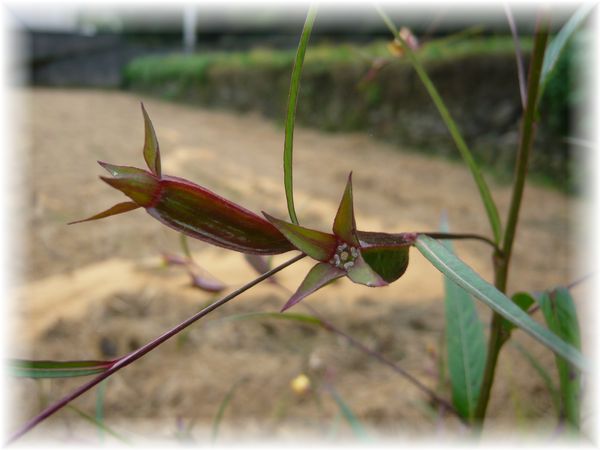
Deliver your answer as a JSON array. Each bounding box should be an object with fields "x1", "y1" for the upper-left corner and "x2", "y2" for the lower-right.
[{"x1": 7, "y1": 253, "x2": 305, "y2": 445}]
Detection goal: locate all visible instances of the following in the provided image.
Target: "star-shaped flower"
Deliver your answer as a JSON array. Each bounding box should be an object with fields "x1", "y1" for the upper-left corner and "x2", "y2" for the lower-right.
[{"x1": 264, "y1": 174, "x2": 415, "y2": 311}]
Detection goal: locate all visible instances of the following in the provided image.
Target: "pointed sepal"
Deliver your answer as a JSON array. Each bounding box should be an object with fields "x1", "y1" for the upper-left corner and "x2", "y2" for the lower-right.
[
  {"x1": 333, "y1": 172, "x2": 359, "y2": 245},
  {"x1": 263, "y1": 212, "x2": 337, "y2": 262},
  {"x1": 141, "y1": 103, "x2": 161, "y2": 177},
  {"x1": 68, "y1": 201, "x2": 140, "y2": 225},
  {"x1": 100, "y1": 172, "x2": 160, "y2": 207},
  {"x1": 281, "y1": 262, "x2": 345, "y2": 312},
  {"x1": 346, "y1": 253, "x2": 388, "y2": 287}
]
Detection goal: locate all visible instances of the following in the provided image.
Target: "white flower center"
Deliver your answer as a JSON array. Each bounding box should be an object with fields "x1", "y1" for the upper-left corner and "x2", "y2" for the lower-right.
[{"x1": 329, "y1": 242, "x2": 358, "y2": 271}]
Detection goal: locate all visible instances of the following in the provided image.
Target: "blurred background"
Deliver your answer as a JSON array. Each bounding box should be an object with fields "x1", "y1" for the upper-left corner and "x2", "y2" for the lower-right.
[{"x1": 5, "y1": 1, "x2": 595, "y2": 445}]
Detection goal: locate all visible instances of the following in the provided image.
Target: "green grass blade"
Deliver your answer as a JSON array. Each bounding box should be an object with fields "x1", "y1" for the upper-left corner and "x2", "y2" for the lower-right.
[
  {"x1": 67, "y1": 405, "x2": 131, "y2": 444},
  {"x1": 415, "y1": 235, "x2": 589, "y2": 372},
  {"x1": 510, "y1": 340, "x2": 560, "y2": 413},
  {"x1": 540, "y1": 1, "x2": 595, "y2": 92},
  {"x1": 440, "y1": 223, "x2": 486, "y2": 421},
  {"x1": 9, "y1": 359, "x2": 113, "y2": 378},
  {"x1": 328, "y1": 388, "x2": 371, "y2": 442},
  {"x1": 283, "y1": 4, "x2": 317, "y2": 225},
  {"x1": 214, "y1": 311, "x2": 322, "y2": 326},
  {"x1": 211, "y1": 379, "x2": 244, "y2": 444},
  {"x1": 537, "y1": 288, "x2": 582, "y2": 428},
  {"x1": 96, "y1": 380, "x2": 107, "y2": 443},
  {"x1": 375, "y1": 6, "x2": 502, "y2": 244}
]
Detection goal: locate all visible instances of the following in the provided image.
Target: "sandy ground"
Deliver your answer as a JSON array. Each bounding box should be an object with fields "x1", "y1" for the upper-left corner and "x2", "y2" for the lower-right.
[{"x1": 6, "y1": 88, "x2": 593, "y2": 444}]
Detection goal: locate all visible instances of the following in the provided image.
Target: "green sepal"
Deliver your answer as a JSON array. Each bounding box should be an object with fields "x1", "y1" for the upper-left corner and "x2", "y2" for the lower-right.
[
  {"x1": 263, "y1": 212, "x2": 337, "y2": 261},
  {"x1": 141, "y1": 103, "x2": 161, "y2": 177},
  {"x1": 332, "y1": 173, "x2": 359, "y2": 246},
  {"x1": 281, "y1": 262, "x2": 345, "y2": 311}
]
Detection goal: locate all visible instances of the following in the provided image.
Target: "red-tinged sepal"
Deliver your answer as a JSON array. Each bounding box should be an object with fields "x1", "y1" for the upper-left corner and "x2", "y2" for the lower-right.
[
  {"x1": 332, "y1": 173, "x2": 359, "y2": 246},
  {"x1": 68, "y1": 201, "x2": 140, "y2": 225},
  {"x1": 98, "y1": 161, "x2": 149, "y2": 179},
  {"x1": 141, "y1": 103, "x2": 161, "y2": 177},
  {"x1": 100, "y1": 173, "x2": 160, "y2": 207},
  {"x1": 346, "y1": 253, "x2": 388, "y2": 287},
  {"x1": 187, "y1": 268, "x2": 227, "y2": 293},
  {"x1": 147, "y1": 180, "x2": 294, "y2": 254},
  {"x1": 263, "y1": 212, "x2": 337, "y2": 262},
  {"x1": 281, "y1": 262, "x2": 345, "y2": 312}
]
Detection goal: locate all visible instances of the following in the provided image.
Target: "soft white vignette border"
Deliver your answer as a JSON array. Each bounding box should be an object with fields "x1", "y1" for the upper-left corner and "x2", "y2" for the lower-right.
[{"x1": 0, "y1": 0, "x2": 597, "y2": 449}]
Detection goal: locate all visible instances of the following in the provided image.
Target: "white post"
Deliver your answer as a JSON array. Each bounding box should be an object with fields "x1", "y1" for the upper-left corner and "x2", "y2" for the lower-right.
[{"x1": 183, "y1": 5, "x2": 197, "y2": 54}]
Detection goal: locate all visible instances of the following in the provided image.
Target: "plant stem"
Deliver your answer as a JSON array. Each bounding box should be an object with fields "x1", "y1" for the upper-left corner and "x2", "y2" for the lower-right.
[
  {"x1": 302, "y1": 304, "x2": 469, "y2": 427},
  {"x1": 375, "y1": 4, "x2": 502, "y2": 245},
  {"x1": 418, "y1": 232, "x2": 501, "y2": 254},
  {"x1": 473, "y1": 17, "x2": 549, "y2": 425},
  {"x1": 6, "y1": 253, "x2": 306, "y2": 445}
]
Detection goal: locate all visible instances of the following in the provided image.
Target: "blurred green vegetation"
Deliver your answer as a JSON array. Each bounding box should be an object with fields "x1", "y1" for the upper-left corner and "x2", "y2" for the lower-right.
[
  {"x1": 123, "y1": 35, "x2": 579, "y2": 192},
  {"x1": 124, "y1": 37, "x2": 534, "y2": 88}
]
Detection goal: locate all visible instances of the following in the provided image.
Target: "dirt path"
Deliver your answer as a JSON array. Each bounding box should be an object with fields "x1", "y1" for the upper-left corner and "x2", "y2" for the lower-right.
[{"x1": 8, "y1": 88, "x2": 591, "y2": 443}]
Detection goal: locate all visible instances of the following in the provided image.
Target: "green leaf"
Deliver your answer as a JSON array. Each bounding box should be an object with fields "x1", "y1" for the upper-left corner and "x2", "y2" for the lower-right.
[
  {"x1": 332, "y1": 173, "x2": 358, "y2": 245},
  {"x1": 283, "y1": 4, "x2": 317, "y2": 225},
  {"x1": 141, "y1": 103, "x2": 161, "y2": 177},
  {"x1": 537, "y1": 288, "x2": 582, "y2": 428},
  {"x1": 375, "y1": 6, "x2": 502, "y2": 244},
  {"x1": 415, "y1": 235, "x2": 589, "y2": 372},
  {"x1": 501, "y1": 292, "x2": 536, "y2": 334},
  {"x1": 441, "y1": 235, "x2": 486, "y2": 421},
  {"x1": 263, "y1": 212, "x2": 337, "y2": 261},
  {"x1": 281, "y1": 262, "x2": 345, "y2": 311},
  {"x1": 540, "y1": 1, "x2": 595, "y2": 92},
  {"x1": 10, "y1": 359, "x2": 113, "y2": 378},
  {"x1": 361, "y1": 244, "x2": 410, "y2": 283}
]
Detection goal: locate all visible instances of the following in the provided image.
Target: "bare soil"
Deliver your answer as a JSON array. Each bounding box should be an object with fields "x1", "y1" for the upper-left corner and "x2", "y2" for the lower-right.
[{"x1": 7, "y1": 88, "x2": 592, "y2": 444}]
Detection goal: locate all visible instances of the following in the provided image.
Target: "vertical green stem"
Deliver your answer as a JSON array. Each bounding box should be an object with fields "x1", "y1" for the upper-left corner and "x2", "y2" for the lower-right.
[{"x1": 474, "y1": 18, "x2": 549, "y2": 424}]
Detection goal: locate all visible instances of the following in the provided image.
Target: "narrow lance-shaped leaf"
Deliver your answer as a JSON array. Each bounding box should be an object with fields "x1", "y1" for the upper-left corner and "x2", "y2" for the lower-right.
[
  {"x1": 10, "y1": 359, "x2": 114, "y2": 379},
  {"x1": 415, "y1": 235, "x2": 589, "y2": 372},
  {"x1": 141, "y1": 103, "x2": 161, "y2": 177},
  {"x1": 537, "y1": 288, "x2": 582, "y2": 429},
  {"x1": 284, "y1": 4, "x2": 318, "y2": 225},
  {"x1": 440, "y1": 221, "x2": 486, "y2": 421},
  {"x1": 540, "y1": 1, "x2": 596, "y2": 95},
  {"x1": 501, "y1": 292, "x2": 536, "y2": 335}
]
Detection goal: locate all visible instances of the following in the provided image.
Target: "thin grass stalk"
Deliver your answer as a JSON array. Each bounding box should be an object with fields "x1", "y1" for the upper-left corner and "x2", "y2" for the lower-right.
[
  {"x1": 473, "y1": 17, "x2": 549, "y2": 424},
  {"x1": 7, "y1": 253, "x2": 305, "y2": 445},
  {"x1": 375, "y1": 5, "x2": 502, "y2": 244},
  {"x1": 503, "y1": 3, "x2": 528, "y2": 109}
]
